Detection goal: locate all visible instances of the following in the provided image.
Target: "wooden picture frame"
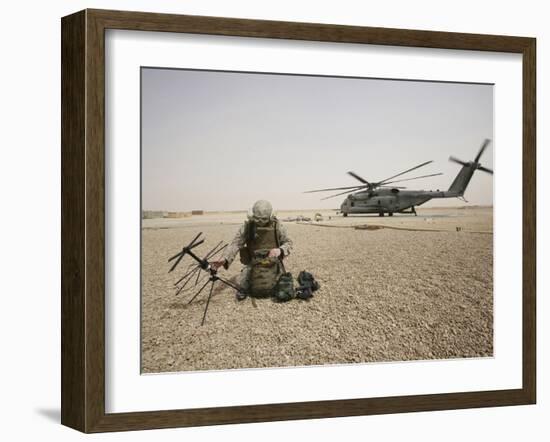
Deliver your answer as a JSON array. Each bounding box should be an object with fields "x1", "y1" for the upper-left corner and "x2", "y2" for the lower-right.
[{"x1": 61, "y1": 9, "x2": 536, "y2": 433}]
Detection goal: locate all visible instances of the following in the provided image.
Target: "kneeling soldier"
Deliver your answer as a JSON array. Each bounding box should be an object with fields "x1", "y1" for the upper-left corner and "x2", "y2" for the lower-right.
[{"x1": 210, "y1": 200, "x2": 293, "y2": 300}]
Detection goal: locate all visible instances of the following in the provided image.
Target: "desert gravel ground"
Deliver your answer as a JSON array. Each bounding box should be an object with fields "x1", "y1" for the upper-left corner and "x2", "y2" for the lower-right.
[{"x1": 141, "y1": 207, "x2": 493, "y2": 373}]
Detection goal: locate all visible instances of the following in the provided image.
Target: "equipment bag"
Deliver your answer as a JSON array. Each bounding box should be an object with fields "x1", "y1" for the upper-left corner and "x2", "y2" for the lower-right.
[
  {"x1": 250, "y1": 256, "x2": 281, "y2": 298},
  {"x1": 296, "y1": 271, "x2": 320, "y2": 300},
  {"x1": 274, "y1": 272, "x2": 295, "y2": 302},
  {"x1": 239, "y1": 246, "x2": 251, "y2": 265}
]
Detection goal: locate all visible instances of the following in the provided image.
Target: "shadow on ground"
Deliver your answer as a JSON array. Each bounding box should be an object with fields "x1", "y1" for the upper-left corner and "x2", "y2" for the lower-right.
[{"x1": 35, "y1": 408, "x2": 60, "y2": 423}]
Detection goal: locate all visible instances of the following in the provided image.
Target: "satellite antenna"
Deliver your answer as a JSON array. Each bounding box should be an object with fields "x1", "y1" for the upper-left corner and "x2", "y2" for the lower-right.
[{"x1": 168, "y1": 232, "x2": 240, "y2": 325}]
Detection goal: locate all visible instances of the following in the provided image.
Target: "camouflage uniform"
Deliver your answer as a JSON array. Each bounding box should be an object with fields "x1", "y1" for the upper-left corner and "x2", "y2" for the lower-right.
[{"x1": 222, "y1": 217, "x2": 293, "y2": 294}]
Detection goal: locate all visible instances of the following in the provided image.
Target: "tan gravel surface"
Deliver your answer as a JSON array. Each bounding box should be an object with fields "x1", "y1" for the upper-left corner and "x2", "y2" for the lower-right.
[{"x1": 141, "y1": 207, "x2": 493, "y2": 373}]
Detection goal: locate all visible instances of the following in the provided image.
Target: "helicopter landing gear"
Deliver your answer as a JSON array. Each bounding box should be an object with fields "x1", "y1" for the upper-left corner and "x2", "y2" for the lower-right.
[
  {"x1": 378, "y1": 212, "x2": 384, "y2": 217},
  {"x1": 343, "y1": 212, "x2": 348, "y2": 217},
  {"x1": 412, "y1": 206, "x2": 417, "y2": 216},
  {"x1": 388, "y1": 212, "x2": 394, "y2": 217}
]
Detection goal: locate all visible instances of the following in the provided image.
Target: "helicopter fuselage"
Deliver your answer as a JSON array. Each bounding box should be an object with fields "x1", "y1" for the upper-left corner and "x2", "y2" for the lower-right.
[{"x1": 340, "y1": 187, "x2": 451, "y2": 216}]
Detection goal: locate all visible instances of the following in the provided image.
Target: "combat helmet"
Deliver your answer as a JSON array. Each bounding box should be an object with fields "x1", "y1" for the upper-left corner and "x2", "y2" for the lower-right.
[{"x1": 248, "y1": 200, "x2": 273, "y2": 226}]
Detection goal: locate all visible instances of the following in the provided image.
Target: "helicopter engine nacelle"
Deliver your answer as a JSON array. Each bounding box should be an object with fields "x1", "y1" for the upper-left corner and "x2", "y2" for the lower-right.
[{"x1": 348, "y1": 191, "x2": 369, "y2": 201}]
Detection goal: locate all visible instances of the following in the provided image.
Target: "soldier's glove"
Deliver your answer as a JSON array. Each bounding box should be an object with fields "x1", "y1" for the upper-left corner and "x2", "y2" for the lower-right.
[
  {"x1": 210, "y1": 259, "x2": 227, "y2": 271},
  {"x1": 268, "y1": 248, "x2": 282, "y2": 258}
]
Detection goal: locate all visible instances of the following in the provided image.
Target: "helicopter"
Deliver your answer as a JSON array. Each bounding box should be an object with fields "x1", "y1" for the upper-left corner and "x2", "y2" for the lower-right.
[{"x1": 304, "y1": 139, "x2": 493, "y2": 217}]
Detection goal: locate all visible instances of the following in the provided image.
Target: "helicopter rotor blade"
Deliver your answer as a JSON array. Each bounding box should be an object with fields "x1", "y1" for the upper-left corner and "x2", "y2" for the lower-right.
[
  {"x1": 347, "y1": 171, "x2": 371, "y2": 185},
  {"x1": 378, "y1": 160, "x2": 433, "y2": 185},
  {"x1": 303, "y1": 184, "x2": 365, "y2": 194},
  {"x1": 449, "y1": 156, "x2": 468, "y2": 166},
  {"x1": 475, "y1": 138, "x2": 491, "y2": 163},
  {"x1": 382, "y1": 172, "x2": 443, "y2": 185},
  {"x1": 477, "y1": 166, "x2": 493, "y2": 174},
  {"x1": 378, "y1": 186, "x2": 407, "y2": 189},
  {"x1": 321, "y1": 187, "x2": 365, "y2": 201}
]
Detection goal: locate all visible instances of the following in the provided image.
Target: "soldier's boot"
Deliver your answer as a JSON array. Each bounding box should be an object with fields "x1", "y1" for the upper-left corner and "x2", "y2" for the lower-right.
[{"x1": 236, "y1": 290, "x2": 248, "y2": 301}]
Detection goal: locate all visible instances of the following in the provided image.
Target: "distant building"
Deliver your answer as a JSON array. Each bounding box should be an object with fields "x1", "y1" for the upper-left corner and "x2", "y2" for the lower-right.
[
  {"x1": 143, "y1": 210, "x2": 196, "y2": 219},
  {"x1": 191, "y1": 210, "x2": 204, "y2": 215},
  {"x1": 165, "y1": 212, "x2": 192, "y2": 218},
  {"x1": 142, "y1": 210, "x2": 166, "y2": 219}
]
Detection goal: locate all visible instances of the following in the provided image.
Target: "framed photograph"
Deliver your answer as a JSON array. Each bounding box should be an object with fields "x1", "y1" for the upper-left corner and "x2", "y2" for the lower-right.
[{"x1": 61, "y1": 9, "x2": 536, "y2": 433}]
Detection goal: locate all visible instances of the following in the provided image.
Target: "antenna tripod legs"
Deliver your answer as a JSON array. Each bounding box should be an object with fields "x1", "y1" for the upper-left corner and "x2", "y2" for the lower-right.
[
  {"x1": 191, "y1": 272, "x2": 242, "y2": 325},
  {"x1": 201, "y1": 281, "x2": 215, "y2": 326}
]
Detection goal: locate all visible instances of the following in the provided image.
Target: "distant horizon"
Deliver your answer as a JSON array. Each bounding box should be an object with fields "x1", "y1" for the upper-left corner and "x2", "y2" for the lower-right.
[{"x1": 142, "y1": 204, "x2": 494, "y2": 213}]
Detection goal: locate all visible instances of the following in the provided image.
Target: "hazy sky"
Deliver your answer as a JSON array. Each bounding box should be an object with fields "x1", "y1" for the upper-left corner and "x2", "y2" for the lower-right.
[{"x1": 141, "y1": 68, "x2": 493, "y2": 211}]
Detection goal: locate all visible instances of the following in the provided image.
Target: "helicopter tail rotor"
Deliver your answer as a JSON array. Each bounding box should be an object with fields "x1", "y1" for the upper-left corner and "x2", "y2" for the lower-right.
[
  {"x1": 477, "y1": 165, "x2": 493, "y2": 174},
  {"x1": 449, "y1": 156, "x2": 468, "y2": 167},
  {"x1": 448, "y1": 139, "x2": 493, "y2": 175},
  {"x1": 447, "y1": 139, "x2": 493, "y2": 197},
  {"x1": 474, "y1": 138, "x2": 491, "y2": 163}
]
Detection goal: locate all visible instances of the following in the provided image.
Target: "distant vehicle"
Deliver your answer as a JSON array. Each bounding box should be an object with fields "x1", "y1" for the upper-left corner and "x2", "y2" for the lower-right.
[{"x1": 304, "y1": 139, "x2": 493, "y2": 217}]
